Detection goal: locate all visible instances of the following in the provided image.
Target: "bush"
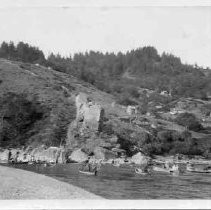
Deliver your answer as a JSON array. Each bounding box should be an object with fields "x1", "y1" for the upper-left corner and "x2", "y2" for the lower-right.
[
  {"x1": 154, "y1": 130, "x2": 193, "y2": 155},
  {"x1": 126, "y1": 87, "x2": 140, "y2": 98},
  {"x1": 117, "y1": 94, "x2": 138, "y2": 106},
  {"x1": 102, "y1": 121, "x2": 115, "y2": 135},
  {"x1": 175, "y1": 113, "x2": 203, "y2": 131},
  {"x1": 0, "y1": 93, "x2": 47, "y2": 147}
]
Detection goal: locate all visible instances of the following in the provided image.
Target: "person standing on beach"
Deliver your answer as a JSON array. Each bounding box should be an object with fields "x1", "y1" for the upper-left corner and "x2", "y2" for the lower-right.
[{"x1": 81, "y1": 156, "x2": 91, "y2": 171}]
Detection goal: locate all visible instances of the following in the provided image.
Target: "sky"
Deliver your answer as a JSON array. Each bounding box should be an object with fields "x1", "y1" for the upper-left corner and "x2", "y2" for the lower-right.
[{"x1": 0, "y1": 0, "x2": 211, "y2": 68}]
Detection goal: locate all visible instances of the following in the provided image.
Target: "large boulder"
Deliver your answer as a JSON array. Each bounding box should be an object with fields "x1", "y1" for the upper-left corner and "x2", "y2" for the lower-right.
[
  {"x1": 31, "y1": 146, "x2": 61, "y2": 163},
  {"x1": 0, "y1": 149, "x2": 9, "y2": 163},
  {"x1": 69, "y1": 149, "x2": 88, "y2": 163},
  {"x1": 131, "y1": 152, "x2": 149, "y2": 165}
]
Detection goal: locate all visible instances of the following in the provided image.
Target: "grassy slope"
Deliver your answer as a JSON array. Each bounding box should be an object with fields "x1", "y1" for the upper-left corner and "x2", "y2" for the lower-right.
[{"x1": 0, "y1": 59, "x2": 128, "y2": 115}]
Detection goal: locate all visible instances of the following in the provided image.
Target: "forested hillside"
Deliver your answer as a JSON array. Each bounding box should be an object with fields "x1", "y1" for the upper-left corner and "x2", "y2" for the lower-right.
[
  {"x1": 0, "y1": 41, "x2": 210, "y2": 107},
  {"x1": 0, "y1": 41, "x2": 211, "y2": 157}
]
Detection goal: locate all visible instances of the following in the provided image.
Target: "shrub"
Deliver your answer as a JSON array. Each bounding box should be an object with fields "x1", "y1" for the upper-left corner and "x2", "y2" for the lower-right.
[
  {"x1": 117, "y1": 94, "x2": 138, "y2": 106},
  {"x1": 0, "y1": 93, "x2": 47, "y2": 147},
  {"x1": 175, "y1": 113, "x2": 203, "y2": 131},
  {"x1": 102, "y1": 121, "x2": 115, "y2": 135},
  {"x1": 155, "y1": 130, "x2": 192, "y2": 155},
  {"x1": 126, "y1": 87, "x2": 140, "y2": 98}
]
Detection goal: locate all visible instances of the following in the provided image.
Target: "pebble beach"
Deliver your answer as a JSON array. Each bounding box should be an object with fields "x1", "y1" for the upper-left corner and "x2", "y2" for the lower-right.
[{"x1": 0, "y1": 165, "x2": 103, "y2": 199}]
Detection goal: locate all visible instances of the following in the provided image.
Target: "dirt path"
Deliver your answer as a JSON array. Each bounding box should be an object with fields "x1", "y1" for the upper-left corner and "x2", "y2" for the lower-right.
[{"x1": 0, "y1": 165, "x2": 103, "y2": 199}]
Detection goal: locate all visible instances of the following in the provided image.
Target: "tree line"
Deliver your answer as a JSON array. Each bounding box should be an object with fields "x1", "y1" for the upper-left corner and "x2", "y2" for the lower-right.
[
  {"x1": 0, "y1": 41, "x2": 45, "y2": 64},
  {"x1": 0, "y1": 41, "x2": 210, "y2": 103}
]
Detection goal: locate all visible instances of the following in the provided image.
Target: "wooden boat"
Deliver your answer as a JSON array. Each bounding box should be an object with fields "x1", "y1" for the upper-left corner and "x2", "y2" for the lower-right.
[
  {"x1": 134, "y1": 168, "x2": 149, "y2": 175},
  {"x1": 186, "y1": 165, "x2": 211, "y2": 173},
  {"x1": 112, "y1": 163, "x2": 120, "y2": 167},
  {"x1": 79, "y1": 170, "x2": 97, "y2": 176},
  {"x1": 152, "y1": 166, "x2": 170, "y2": 173}
]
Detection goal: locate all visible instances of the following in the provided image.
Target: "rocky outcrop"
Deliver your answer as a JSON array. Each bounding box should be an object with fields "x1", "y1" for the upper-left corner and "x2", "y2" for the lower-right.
[
  {"x1": 67, "y1": 92, "x2": 153, "y2": 160},
  {"x1": 67, "y1": 93, "x2": 115, "y2": 159}
]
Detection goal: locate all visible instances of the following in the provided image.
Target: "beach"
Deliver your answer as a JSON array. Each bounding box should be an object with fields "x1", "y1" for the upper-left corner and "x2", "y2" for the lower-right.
[{"x1": 0, "y1": 165, "x2": 102, "y2": 199}]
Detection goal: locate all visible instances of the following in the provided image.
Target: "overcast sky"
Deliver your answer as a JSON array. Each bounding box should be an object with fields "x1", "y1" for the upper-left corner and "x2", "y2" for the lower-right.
[{"x1": 0, "y1": 0, "x2": 211, "y2": 68}]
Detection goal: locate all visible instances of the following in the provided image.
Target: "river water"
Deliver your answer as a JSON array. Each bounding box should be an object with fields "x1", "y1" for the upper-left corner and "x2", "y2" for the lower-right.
[{"x1": 7, "y1": 163, "x2": 211, "y2": 199}]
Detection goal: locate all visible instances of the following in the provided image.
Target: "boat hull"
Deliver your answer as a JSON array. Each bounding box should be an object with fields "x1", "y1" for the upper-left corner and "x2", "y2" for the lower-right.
[
  {"x1": 187, "y1": 169, "x2": 211, "y2": 173},
  {"x1": 152, "y1": 166, "x2": 170, "y2": 173},
  {"x1": 79, "y1": 170, "x2": 97, "y2": 176},
  {"x1": 135, "y1": 168, "x2": 149, "y2": 175}
]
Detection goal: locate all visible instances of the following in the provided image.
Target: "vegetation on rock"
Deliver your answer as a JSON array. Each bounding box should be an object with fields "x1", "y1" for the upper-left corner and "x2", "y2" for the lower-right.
[{"x1": 175, "y1": 113, "x2": 203, "y2": 132}]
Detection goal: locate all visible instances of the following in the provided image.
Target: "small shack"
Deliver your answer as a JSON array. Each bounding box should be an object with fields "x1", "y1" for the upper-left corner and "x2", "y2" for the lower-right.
[{"x1": 126, "y1": 106, "x2": 137, "y2": 115}]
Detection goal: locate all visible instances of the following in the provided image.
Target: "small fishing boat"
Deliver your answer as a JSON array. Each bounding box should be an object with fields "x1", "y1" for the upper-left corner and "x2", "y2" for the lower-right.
[
  {"x1": 134, "y1": 168, "x2": 149, "y2": 175},
  {"x1": 79, "y1": 170, "x2": 97, "y2": 176},
  {"x1": 152, "y1": 166, "x2": 170, "y2": 173},
  {"x1": 153, "y1": 163, "x2": 180, "y2": 175},
  {"x1": 186, "y1": 165, "x2": 211, "y2": 173},
  {"x1": 112, "y1": 163, "x2": 120, "y2": 167}
]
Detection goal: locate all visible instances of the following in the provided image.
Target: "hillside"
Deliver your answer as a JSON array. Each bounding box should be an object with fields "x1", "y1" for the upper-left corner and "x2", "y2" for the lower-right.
[
  {"x1": 46, "y1": 47, "x2": 211, "y2": 103},
  {"x1": 0, "y1": 58, "x2": 123, "y2": 147},
  {"x1": 1, "y1": 42, "x2": 211, "y2": 104},
  {"x1": 0, "y1": 57, "x2": 211, "y2": 160}
]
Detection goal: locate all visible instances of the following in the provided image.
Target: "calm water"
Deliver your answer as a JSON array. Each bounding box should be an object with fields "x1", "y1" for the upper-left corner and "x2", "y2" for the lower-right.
[{"x1": 7, "y1": 163, "x2": 211, "y2": 199}]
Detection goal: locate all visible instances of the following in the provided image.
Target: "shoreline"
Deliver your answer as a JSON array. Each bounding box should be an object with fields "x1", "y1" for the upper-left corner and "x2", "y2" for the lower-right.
[{"x1": 0, "y1": 165, "x2": 103, "y2": 199}]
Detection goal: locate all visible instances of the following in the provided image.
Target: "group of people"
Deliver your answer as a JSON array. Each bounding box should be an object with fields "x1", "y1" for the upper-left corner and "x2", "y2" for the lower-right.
[
  {"x1": 80, "y1": 157, "x2": 102, "y2": 175},
  {"x1": 138, "y1": 159, "x2": 180, "y2": 175},
  {"x1": 164, "y1": 161, "x2": 179, "y2": 172},
  {"x1": 80, "y1": 156, "x2": 181, "y2": 176}
]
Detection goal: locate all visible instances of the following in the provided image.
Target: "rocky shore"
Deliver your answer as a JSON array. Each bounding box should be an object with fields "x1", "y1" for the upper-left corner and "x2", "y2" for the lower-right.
[{"x1": 0, "y1": 165, "x2": 103, "y2": 199}]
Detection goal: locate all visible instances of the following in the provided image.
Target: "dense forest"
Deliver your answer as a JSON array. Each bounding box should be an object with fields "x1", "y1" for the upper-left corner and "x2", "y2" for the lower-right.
[{"x1": 0, "y1": 41, "x2": 210, "y2": 106}]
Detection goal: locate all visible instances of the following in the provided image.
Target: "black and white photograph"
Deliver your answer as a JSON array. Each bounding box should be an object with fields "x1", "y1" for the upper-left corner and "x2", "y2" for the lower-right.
[{"x1": 0, "y1": 0, "x2": 211, "y2": 209}]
